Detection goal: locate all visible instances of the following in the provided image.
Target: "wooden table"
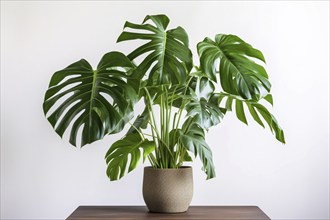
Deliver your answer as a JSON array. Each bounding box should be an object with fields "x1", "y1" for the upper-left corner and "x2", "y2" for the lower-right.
[{"x1": 66, "y1": 206, "x2": 271, "y2": 220}]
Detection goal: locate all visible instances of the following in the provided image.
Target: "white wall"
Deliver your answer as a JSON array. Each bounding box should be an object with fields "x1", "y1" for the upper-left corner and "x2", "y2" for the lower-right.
[{"x1": 1, "y1": 1, "x2": 329, "y2": 219}]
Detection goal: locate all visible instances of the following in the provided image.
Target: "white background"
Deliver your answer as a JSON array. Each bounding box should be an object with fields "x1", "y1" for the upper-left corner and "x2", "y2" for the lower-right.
[{"x1": 1, "y1": 1, "x2": 329, "y2": 219}]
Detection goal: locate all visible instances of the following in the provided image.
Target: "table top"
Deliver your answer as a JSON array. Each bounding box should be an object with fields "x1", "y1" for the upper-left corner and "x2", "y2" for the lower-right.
[{"x1": 66, "y1": 206, "x2": 271, "y2": 220}]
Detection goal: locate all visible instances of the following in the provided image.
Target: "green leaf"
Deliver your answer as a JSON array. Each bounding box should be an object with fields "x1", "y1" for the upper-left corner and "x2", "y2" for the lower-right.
[
  {"x1": 105, "y1": 133, "x2": 155, "y2": 181},
  {"x1": 264, "y1": 94, "x2": 273, "y2": 106},
  {"x1": 235, "y1": 99, "x2": 248, "y2": 125},
  {"x1": 168, "y1": 128, "x2": 179, "y2": 149},
  {"x1": 117, "y1": 14, "x2": 193, "y2": 85},
  {"x1": 182, "y1": 150, "x2": 193, "y2": 162},
  {"x1": 225, "y1": 96, "x2": 233, "y2": 111},
  {"x1": 168, "y1": 128, "x2": 193, "y2": 163},
  {"x1": 247, "y1": 103, "x2": 265, "y2": 128},
  {"x1": 218, "y1": 93, "x2": 285, "y2": 143},
  {"x1": 43, "y1": 52, "x2": 138, "y2": 147},
  {"x1": 126, "y1": 107, "x2": 149, "y2": 135},
  {"x1": 198, "y1": 77, "x2": 215, "y2": 99},
  {"x1": 252, "y1": 103, "x2": 285, "y2": 143},
  {"x1": 209, "y1": 93, "x2": 227, "y2": 115},
  {"x1": 186, "y1": 96, "x2": 224, "y2": 130},
  {"x1": 183, "y1": 75, "x2": 222, "y2": 129},
  {"x1": 179, "y1": 120, "x2": 215, "y2": 179},
  {"x1": 197, "y1": 34, "x2": 271, "y2": 100}
]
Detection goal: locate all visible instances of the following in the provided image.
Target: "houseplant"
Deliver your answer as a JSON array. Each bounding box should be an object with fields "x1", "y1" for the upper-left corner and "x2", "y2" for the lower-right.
[{"x1": 43, "y1": 14, "x2": 285, "y2": 212}]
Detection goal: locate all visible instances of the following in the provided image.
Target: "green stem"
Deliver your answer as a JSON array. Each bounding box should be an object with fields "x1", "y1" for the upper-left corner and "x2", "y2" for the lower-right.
[
  {"x1": 148, "y1": 154, "x2": 158, "y2": 168},
  {"x1": 175, "y1": 76, "x2": 193, "y2": 130},
  {"x1": 128, "y1": 122, "x2": 145, "y2": 139},
  {"x1": 144, "y1": 88, "x2": 161, "y2": 140},
  {"x1": 175, "y1": 105, "x2": 184, "y2": 130},
  {"x1": 143, "y1": 87, "x2": 163, "y2": 168}
]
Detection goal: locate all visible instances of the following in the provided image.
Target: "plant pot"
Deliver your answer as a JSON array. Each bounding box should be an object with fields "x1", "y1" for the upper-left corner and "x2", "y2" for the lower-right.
[{"x1": 142, "y1": 166, "x2": 193, "y2": 213}]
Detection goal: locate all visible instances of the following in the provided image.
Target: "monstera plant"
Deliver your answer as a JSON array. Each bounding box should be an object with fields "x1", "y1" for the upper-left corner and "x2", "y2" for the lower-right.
[{"x1": 43, "y1": 14, "x2": 285, "y2": 182}]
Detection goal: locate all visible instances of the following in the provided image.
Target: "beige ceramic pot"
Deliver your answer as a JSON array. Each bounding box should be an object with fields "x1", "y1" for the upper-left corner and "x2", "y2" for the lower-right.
[{"x1": 142, "y1": 166, "x2": 193, "y2": 213}]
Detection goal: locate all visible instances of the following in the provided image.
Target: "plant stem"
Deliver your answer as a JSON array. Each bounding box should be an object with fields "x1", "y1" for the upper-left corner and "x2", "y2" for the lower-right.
[{"x1": 128, "y1": 122, "x2": 145, "y2": 139}]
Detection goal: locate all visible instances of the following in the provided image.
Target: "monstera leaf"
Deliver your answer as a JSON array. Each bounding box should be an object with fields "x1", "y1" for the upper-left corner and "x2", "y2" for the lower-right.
[
  {"x1": 197, "y1": 77, "x2": 215, "y2": 99},
  {"x1": 198, "y1": 34, "x2": 271, "y2": 100},
  {"x1": 105, "y1": 133, "x2": 155, "y2": 180},
  {"x1": 126, "y1": 107, "x2": 149, "y2": 135},
  {"x1": 43, "y1": 52, "x2": 137, "y2": 147},
  {"x1": 185, "y1": 78, "x2": 224, "y2": 130},
  {"x1": 117, "y1": 14, "x2": 193, "y2": 85},
  {"x1": 212, "y1": 92, "x2": 285, "y2": 143},
  {"x1": 186, "y1": 97, "x2": 224, "y2": 130},
  {"x1": 178, "y1": 120, "x2": 215, "y2": 179}
]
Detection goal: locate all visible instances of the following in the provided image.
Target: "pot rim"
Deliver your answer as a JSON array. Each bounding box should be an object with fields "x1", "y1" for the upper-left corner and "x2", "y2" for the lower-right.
[{"x1": 144, "y1": 166, "x2": 192, "y2": 170}]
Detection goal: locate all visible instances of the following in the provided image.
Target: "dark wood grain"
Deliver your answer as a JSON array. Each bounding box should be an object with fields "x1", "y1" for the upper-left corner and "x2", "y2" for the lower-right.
[{"x1": 66, "y1": 206, "x2": 271, "y2": 220}]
